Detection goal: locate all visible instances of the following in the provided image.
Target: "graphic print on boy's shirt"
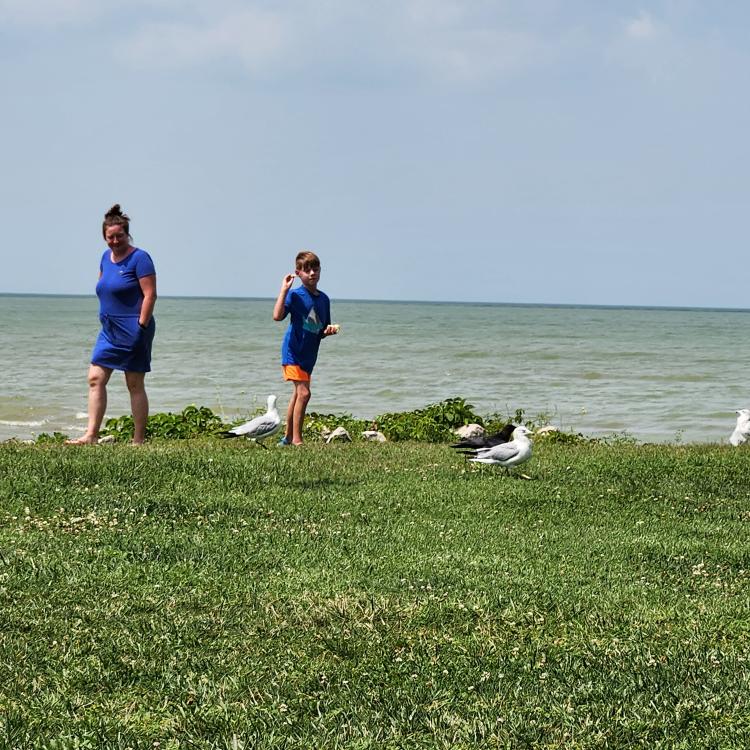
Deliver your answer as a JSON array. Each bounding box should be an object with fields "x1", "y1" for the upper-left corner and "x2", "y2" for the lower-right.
[{"x1": 303, "y1": 306, "x2": 323, "y2": 334}]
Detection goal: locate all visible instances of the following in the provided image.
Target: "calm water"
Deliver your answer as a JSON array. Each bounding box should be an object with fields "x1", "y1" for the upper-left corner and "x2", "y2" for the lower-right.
[{"x1": 1, "y1": 294, "x2": 748, "y2": 443}]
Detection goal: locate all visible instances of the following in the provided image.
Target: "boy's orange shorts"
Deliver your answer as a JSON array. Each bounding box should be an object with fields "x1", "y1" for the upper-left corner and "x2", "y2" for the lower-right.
[{"x1": 282, "y1": 365, "x2": 311, "y2": 382}]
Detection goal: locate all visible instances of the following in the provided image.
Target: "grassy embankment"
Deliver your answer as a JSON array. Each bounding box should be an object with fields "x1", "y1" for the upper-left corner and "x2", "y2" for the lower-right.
[{"x1": 1, "y1": 439, "x2": 750, "y2": 748}]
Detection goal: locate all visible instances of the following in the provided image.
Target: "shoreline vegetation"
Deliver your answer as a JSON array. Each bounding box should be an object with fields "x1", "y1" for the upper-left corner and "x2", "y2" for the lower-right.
[
  {"x1": 33, "y1": 398, "x2": 620, "y2": 446},
  {"x1": 2, "y1": 401, "x2": 749, "y2": 745}
]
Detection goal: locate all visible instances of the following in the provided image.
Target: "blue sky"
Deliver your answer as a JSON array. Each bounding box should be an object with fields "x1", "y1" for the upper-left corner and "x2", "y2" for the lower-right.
[{"x1": 2, "y1": 1, "x2": 748, "y2": 306}]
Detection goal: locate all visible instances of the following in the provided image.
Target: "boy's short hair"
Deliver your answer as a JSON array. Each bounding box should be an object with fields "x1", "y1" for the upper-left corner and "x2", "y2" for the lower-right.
[{"x1": 296, "y1": 250, "x2": 321, "y2": 271}]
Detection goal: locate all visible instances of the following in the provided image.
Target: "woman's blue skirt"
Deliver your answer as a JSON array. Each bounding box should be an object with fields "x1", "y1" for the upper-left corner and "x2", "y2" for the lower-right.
[{"x1": 91, "y1": 314, "x2": 156, "y2": 373}]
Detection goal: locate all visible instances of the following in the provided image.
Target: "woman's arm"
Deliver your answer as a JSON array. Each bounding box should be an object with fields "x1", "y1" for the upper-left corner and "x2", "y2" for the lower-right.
[{"x1": 138, "y1": 274, "x2": 157, "y2": 327}]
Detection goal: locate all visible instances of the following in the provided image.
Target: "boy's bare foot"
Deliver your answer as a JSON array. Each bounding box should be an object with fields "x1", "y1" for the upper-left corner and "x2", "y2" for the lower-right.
[{"x1": 64, "y1": 436, "x2": 98, "y2": 445}]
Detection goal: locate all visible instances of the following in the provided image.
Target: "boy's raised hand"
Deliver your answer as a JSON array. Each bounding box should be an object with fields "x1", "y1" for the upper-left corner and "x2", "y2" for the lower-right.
[{"x1": 272, "y1": 273, "x2": 297, "y2": 321}]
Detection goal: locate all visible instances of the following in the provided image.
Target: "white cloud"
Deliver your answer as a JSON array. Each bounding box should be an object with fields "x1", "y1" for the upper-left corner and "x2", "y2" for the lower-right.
[
  {"x1": 117, "y1": 7, "x2": 289, "y2": 72},
  {"x1": 375, "y1": 1, "x2": 556, "y2": 83},
  {"x1": 407, "y1": 27, "x2": 547, "y2": 82},
  {"x1": 0, "y1": 0, "x2": 203, "y2": 27},
  {"x1": 107, "y1": 0, "x2": 553, "y2": 83},
  {"x1": 0, "y1": 0, "x2": 97, "y2": 26},
  {"x1": 404, "y1": 0, "x2": 465, "y2": 27},
  {"x1": 0, "y1": 0, "x2": 567, "y2": 84},
  {"x1": 625, "y1": 10, "x2": 658, "y2": 41},
  {"x1": 605, "y1": 7, "x2": 750, "y2": 97},
  {"x1": 606, "y1": 10, "x2": 682, "y2": 83}
]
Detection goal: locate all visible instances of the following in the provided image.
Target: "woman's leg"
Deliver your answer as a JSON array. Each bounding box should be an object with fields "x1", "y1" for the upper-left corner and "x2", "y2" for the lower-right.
[
  {"x1": 125, "y1": 371, "x2": 149, "y2": 444},
  {"x1": 67, "y1": 364, "x2": 113, "y2": 444}
]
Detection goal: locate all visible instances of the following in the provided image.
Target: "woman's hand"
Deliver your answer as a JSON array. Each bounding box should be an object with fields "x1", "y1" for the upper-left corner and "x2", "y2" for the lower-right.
[{"x1": 138, "y1": 273, "x2": 157, "y2": 328}]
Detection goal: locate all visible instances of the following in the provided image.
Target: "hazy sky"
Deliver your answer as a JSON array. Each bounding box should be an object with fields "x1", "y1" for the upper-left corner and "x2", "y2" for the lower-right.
[{"x1": 2, "y1": 1, "x2": 748, "y2": 306}]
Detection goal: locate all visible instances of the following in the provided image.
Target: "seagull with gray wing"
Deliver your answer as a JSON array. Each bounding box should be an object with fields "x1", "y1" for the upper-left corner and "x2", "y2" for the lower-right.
[
  {"x1": 220, "y1": 394, "x2": 281, "y2": 448},
  {"x1": 461, "y1": 425, "x2": 533, "y2": 475}
]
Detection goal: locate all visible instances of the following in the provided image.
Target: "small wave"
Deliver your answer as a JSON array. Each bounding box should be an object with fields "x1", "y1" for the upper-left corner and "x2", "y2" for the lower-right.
[
  {"x1": 372, "y1": 389, "x2": 402, "y2": 400},
  {"x1": 454, "y1": 351, "x2": 490, "y2": 360},
  {"x1": 75, "y1": 412, "x2": 88, "y2": 420},
  {"x1": 0, "y1": 419, "x2": 46, "y2": 427}
]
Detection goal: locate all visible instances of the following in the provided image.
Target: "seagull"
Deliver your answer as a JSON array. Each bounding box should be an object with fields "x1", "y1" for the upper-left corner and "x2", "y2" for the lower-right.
[
  {"x1": 730, "y1": 409, "x2": 750, "y2": 447},
  {"x1": 462, "y1": 425, "x2": 533, "y2": 475},
  {"x1": 220, "y1": 395, "x2": 281, "y2": 448},
  {"x1": 450, "y1": 423, "x2": 517, "y2": 450}
]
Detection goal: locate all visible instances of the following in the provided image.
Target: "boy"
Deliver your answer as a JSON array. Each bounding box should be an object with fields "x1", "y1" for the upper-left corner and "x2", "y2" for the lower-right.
[{"x1": 272, "y1": 251, "x2": 339, "y2": 445}]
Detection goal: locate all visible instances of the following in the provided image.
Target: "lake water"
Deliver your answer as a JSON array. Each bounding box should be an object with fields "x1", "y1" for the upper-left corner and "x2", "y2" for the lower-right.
[{"x1": 1, "y1": 294, "x2": 748, "y2": 443}]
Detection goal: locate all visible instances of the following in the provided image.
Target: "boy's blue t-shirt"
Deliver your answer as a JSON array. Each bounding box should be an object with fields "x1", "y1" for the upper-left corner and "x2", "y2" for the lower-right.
[
  {"x1": 281, "y1": 286, "x2": 331, "y2": 374},
  {"x1": 96, "y1": 248, "x2": 156, "y2": 316}
]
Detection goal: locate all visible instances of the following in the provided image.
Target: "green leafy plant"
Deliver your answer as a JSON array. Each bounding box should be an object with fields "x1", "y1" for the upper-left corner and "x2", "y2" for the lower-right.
[
  {"x1": 590, "y1": 430, "x2": 638, "y2": 446},
  {"x1": 483, "y1": 408, "x2": 558, "y2": 434},
  {"x1": 34, "y1": 432, "x2": 69, "y2": 444},
  {"x1": 101, "y1": 405, "x2": 228, "y2": 442},
  {"x1": 303, "y1": 412, "x2": 370, "y2": 441},
  {"x1": 374, "y1": 397, "x2": 482, "y2": 442},
  {"x1": 534, "y1": 429, "x2": 587, "y2": 445}
]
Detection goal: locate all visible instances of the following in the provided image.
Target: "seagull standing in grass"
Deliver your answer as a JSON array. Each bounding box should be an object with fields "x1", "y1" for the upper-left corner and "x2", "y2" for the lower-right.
[
  {"x1": 220, "y1": 395, "x2": 281, "y2": 448},
  {"x1": 730, "y1": 409, "x2": 750, "y2": 447},
  {"x1": 461, "y1": 425, "x2": 533, "y2": 475}
]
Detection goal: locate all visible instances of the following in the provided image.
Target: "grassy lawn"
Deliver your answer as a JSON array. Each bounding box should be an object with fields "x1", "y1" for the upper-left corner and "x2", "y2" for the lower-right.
[{"x1": 1, "y1": 439, "x2": 750, "y2": 748}]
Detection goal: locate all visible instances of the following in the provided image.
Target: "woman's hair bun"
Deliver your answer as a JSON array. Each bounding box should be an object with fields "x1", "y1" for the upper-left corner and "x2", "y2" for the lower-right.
[
  {"x1": 105, "y1": 204, "x2": 124, "y2": 219},
  {"x1": 102, "y1": 203, "x2": 131, "y2": 238}
]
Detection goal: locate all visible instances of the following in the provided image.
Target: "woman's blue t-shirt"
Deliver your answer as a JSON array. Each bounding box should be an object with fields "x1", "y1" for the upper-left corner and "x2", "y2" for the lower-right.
[{"x1": 96, "y1": 248, "x2": 156, "y2": 316}]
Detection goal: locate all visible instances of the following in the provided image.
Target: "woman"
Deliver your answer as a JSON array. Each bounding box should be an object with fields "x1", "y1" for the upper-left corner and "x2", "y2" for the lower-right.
[{"x1": 67, "y1": 204, "x2": 157, "y2": 444}]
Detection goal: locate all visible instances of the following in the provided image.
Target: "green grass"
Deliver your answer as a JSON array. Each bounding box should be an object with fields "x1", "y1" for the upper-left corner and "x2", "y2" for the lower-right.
[{"x1": 1, "y1": 440, "x2": 750, "y2": 748}]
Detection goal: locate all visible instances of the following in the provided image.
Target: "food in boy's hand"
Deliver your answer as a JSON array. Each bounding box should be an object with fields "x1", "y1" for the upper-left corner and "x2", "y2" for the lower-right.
[{"x1": 329, "y1": 324, "x2": 341, "y2": 333}]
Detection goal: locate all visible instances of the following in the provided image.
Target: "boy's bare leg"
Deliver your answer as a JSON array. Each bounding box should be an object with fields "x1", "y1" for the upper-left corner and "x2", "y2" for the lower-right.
[
  {"x1": 67, "y1": 364, "x2": 112, "y2": 444},
  {"x1": 291, "y1": 381, "x2": 311, "y2": 445},
  {"x1": 285, "y1": 387, "x2": 297, "y2": 443},
  {"x1": 125, "y1": 371, "x2": 149, "y2": 444}
]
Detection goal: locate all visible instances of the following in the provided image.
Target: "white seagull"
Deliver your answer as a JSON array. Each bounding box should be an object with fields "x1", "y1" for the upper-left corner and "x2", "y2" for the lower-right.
[
  {"x1": 462, "y1": 425, "x2": 533, "y2": 475},
  {"x1": 730, "y1": 409, "x2": 750, "y2": 447},
  {"x1": 220, "y1": 395, "x2": 281, "y2": 448}
]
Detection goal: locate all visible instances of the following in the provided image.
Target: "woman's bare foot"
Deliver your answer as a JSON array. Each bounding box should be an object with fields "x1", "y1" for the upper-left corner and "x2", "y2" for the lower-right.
[{"x1": 64, "y1": 436, "x2": 99, "y2": 445}]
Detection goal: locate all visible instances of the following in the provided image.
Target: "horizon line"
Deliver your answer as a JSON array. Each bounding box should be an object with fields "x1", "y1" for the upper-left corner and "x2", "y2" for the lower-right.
[{"x1": 0, "y1": 291, "x2": 748, "y2": 314}]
